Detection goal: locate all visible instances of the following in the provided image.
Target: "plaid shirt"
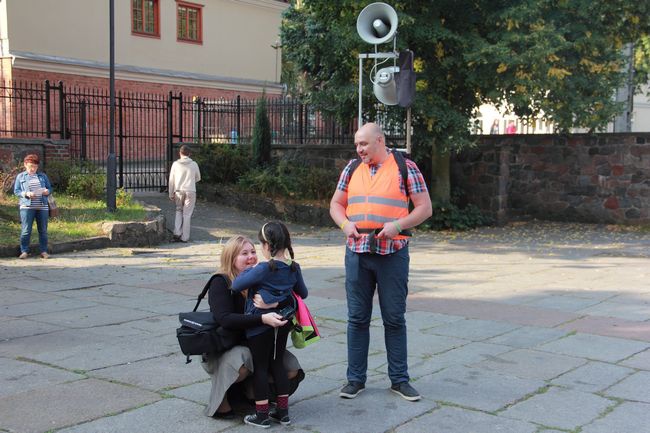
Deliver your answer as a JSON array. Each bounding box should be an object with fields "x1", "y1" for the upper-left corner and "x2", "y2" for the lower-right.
[{"x1": 336, "y1": 150, "x2": 428, "y2": 255}]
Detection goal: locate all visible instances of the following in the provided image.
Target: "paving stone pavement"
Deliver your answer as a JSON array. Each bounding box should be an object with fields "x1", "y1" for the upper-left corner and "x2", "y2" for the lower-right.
[{"x1": 1, "y1": 192, "x2": 649, "y2": 433}]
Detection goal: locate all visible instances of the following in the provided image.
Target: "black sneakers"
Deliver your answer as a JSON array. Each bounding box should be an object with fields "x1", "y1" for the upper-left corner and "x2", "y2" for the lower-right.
[
  {"x1": 269, "y1": 408, "x2": 291, "y2": 425},
  {"x1": 390, "y1": 382, "x2": 421, "y2": 401},
  {"x1": 243, "y1": 413, "x2": 271, "y2": 428},
  {"x1": 339, "y1": 381, "x2": 365, "y2": 399}
]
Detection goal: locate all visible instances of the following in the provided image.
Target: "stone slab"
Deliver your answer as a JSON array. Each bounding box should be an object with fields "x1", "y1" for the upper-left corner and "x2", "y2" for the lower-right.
[
  {"x1": 0, "y1": 288, "x2": 58, "y2": 306},
  {"x1": 423, "y1": 318, "x2": 520, "y2": 341},
  {"x1": 0, "y1": 357, "x2": 84, "y2": 398},
  {"x1": 405, "y1": 310, "x2": 466, "y2": 332},
  {"x1": 551, "y1": 361, "x2": 635, "y2": 393},
  {"x1": 0, "y1": 328, "x2": 112, "y2": 357},
  {"x1": 620, "y1": 348, "x2": 650, "y2": 370},
  {"x1": 410, "y1": 342, "x2": 512, "y2": 377},
  {"x1": 394, "y1": 406, "x2": 537, "y2": 433},
  {"x1": 408, "y1": 295, "x2": 580, "y2": 328},
  {"x1": 0, "y1": 378, "x2": 160, "y2": 433},
  {"x1": 289, "y1": 386, "x2": 438, "y2": 433},
  {"x1": 55, "y1": 398, "x2": 222, "y2": 433},
  {"x1": 415, "y1": 365, "x2": 545, "y2": 412},
  {"x1": 577, "y1": 301, "x2": 650, "y2": 322},
  {"x1": 603, "y1": 371, "x2": 650, "y2": 403},
  {"x1": 537, "y1": 333, "x2": 650, "y2": 363},
  {"x1": 30, "y1": 334, "x2": 178, "y2": 371},
  {"x1": 29, "y1": 304, "x2": 156, "y2": 328},
  {"x1": 525, "y1": 295, "x2": 602, "y2": 312},
  {"x1": 167, "y1": 380, "x2": 211, "y2": 405},
  {"x1": 501, "y1": 386, "x2": 614, "y2": 430},
  {"x1": 486, "y1": 326, "x2": 568, "y2": 349},
  {"x1": 581, "y1": 402, "x2": 650, "y2": 433},
  {"x1": 0, "y1": 297, "x2": 99, "y2": 317},
  {"x1": 0, "y1": 317, "x2": 65, "y2": 340},
  {"x1": 558, "y1": 316, "x2": 650, "y2": 342},
  {"x1": 473, "y1": 348, "x2": 586, "y2": 380},
  {"x1": 90, "y1": 354, "x2": 207, "y2": 391}
]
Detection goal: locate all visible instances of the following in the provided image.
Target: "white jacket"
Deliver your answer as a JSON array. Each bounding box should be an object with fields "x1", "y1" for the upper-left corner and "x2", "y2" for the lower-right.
[{"x1": 168, "y1": 156, "x2": 201, "y2": 198}]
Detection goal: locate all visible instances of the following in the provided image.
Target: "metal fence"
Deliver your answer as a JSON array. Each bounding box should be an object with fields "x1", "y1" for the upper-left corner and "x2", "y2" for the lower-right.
[{"x1": 0, "y1": 80, "x2": 406, "y2": 189}]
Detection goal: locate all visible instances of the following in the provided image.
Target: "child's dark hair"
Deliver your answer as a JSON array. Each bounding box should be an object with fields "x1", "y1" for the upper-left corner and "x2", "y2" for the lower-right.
[{"x1": 258, "y1": 221, "x2": 297, "y2": 272}]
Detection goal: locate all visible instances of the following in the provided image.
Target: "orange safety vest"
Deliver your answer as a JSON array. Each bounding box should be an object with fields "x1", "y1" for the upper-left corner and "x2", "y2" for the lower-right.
[{"x1": 346, "y1": 153, "x2": 409, "y2": 240}]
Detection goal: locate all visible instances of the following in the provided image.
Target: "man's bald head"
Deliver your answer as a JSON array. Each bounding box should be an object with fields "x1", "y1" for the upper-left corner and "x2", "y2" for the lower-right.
[{"x1": 354, "y1": 123, "x2": 387, "y2": 165}]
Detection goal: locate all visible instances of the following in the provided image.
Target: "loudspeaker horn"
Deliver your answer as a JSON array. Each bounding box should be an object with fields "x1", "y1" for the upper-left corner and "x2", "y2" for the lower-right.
[
  {"x1": 373, "y1": 66, "x2": 399, "y2": 105},
  {"x1": 356, "y1": 2, "x2": 398, "y2": 45}
]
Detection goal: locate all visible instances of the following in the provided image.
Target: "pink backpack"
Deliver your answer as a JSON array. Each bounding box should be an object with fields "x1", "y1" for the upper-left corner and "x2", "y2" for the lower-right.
[{"x1": 291, "y1": 292, "x2": 320, "y2": 348}]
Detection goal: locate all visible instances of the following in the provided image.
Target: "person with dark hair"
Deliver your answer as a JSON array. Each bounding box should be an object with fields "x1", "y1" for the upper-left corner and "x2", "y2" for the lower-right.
[
  {"x1": 202, "y1": 235, "x2": 304, "y2": 420},
  {"x1": 168, "y1": 144, "x2": 201, "y2": 242},
  {"x1": 330, "y1": 122, "x2": 432, "y2": 402},
  {"x1": 14, "y1": 154, "x2": 53, "y2": 259},
  {"x1": 230, "y1": 221, "x2": 308, "y2": 428}
]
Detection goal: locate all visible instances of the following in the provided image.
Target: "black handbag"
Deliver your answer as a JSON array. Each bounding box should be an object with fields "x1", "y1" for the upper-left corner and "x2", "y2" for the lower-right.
[{"x1": 176, "y1": 274, "x2": 238, "y2": 363}]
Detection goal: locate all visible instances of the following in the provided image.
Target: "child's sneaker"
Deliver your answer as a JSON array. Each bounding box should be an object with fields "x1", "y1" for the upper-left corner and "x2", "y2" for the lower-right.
[
  {"x1": 269, "y1": 409, "x2": 291, "y2": 425},
  {"x1": 244, "y1": 413, "x2": 271, "y2": 429}
]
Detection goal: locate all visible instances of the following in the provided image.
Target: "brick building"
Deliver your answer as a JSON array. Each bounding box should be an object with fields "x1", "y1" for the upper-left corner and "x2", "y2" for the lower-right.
[{"x1": 0, "y1": 0, "x2": 288, "y2": 98}]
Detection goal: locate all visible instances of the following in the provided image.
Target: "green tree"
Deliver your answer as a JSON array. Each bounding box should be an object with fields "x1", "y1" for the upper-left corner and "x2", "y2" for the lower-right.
[
  {"x1": 251, "y1": 93, "x2": 272, "y2": 167},
  {"x1": 281, "y1": 0, "x2": 650, "y2": 200}
]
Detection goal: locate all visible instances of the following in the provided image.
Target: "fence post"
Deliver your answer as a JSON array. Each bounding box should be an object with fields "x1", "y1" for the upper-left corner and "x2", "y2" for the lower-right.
[
  {"x1": 298, "y1": 102, "x2": 304, "y2": 143},
  {"x1": 236, "y1": 95, "x2": 241, "y2": 142},
  {"x1": 178, "y1": 92, "x2": 183, "y2": 142},
  {"x1": 45, "y1": 80, "x2": 51, "y2": 139},
  {"x1": 167, "y1": 91, "x2": 173, "y2": 179},
  {"x1": 58, "y1": 81, "x2": 65, "y2": 139},
  {"x1": 195, "y1": 97, "x2": 201, "y2": 143},
  {"x1": 80, "y1": 100, "x2": 87, "y2": 160},
  {"x1": 118, "y1": 96, "x2": 124, "y2": 188}
]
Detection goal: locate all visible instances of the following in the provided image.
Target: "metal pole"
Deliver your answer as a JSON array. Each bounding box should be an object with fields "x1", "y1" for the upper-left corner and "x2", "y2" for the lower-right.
[
  {"x1": 106, "y1": 0, "x2": 117, "y2": 211},
  {"x1": 406, "y1": 107, "x2": 412, "y2": 155},
  {"x1": 358, "y1": 57, "x2": 363, "y2": 127}
]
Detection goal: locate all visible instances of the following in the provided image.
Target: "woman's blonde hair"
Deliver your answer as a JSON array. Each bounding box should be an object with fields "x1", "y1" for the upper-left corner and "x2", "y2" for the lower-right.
[{"x1": 219, "y1": 235, "x2": 255, "y2": 282}]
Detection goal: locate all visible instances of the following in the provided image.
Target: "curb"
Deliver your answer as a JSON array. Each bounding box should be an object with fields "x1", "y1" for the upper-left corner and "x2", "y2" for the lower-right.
[{"x1": 0, "y1": 214, "x2": 170, "y2": 259}]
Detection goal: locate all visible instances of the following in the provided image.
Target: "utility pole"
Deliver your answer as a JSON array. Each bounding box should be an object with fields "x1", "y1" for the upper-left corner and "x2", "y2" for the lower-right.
[{"x1": 106, "y1": 0, "x2": 117, "y2": 211}]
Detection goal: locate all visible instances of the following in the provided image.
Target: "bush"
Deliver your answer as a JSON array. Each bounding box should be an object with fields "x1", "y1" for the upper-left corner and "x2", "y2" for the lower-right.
[
  {"x1": 238, "y1": 165, "x2": 291, "y2": 197},
  {"x1": 116, "y1": 188, "x2": 133, "y2": 207},
  {"x1": 194, "y1": 142, "x2": 251, "y2": 184},
  {"x1": 0, "y1": 164, "x2": 21, "y2": 199},
  {"x1": 66, "y1": 164, "x2": 105, "y2": 200},
  {"x1": 422, "y1": 200, "x2": 493, "y2": 231},
  {"x1": 46, "y1": 160, "x2": 77, "y2": 192},
  {"x1": 237, "y1": 158, "x2": 339, "y2": 202},
  {"x1": 251, "y1": 94, "x2": 272, "y2": 167}
]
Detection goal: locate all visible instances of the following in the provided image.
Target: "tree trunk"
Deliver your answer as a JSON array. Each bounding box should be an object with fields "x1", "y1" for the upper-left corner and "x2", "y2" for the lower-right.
[{"x1": 430, "y1": 139, "x2": 451, "y2": 203}]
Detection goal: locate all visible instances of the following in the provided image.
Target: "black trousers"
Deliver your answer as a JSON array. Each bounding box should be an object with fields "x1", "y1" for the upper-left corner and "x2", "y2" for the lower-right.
[{"x1": 248, "y1": 323, "x2": 291, "y2": 402}]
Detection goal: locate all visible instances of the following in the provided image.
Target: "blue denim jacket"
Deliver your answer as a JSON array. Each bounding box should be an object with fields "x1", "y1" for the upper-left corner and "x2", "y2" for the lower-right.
[{"x1": 14, "y1": 171, "x2": 53, "y2": 207}]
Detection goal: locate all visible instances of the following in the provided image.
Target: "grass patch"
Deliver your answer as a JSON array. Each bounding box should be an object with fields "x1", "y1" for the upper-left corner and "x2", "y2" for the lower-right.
[{"x1": 0, "y1": 195, "x2": 147, "y2": 247}]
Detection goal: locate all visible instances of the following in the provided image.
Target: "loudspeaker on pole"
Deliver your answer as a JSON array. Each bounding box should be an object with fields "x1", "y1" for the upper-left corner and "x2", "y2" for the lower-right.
[{"x1": 356, "y1": 2, "x2": 398, "y2": 45}]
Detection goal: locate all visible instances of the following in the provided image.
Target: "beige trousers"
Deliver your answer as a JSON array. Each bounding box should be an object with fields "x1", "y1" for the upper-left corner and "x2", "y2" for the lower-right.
[{"x1": 173, "y1": 190, "x2": 196, "y2": 241}]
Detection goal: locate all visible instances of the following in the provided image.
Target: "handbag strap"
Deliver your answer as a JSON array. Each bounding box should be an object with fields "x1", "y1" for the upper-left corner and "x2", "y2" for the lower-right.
[{"x1": 193, "y1": 274, "x2": 228, "y2": 312}]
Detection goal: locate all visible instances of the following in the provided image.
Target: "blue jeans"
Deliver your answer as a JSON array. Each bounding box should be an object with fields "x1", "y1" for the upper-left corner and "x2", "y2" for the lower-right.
[
  {"x1": 20, "y1": 208, "x2": 48, "y2": 254},
  {"x1": 344, "y1": 246, "x2": 410, "y2": 385}
]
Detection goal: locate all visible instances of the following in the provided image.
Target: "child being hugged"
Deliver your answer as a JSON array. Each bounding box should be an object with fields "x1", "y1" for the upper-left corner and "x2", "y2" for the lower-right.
[{"x1": 231, "y1": 221, "x2": 308, "y2": 428}]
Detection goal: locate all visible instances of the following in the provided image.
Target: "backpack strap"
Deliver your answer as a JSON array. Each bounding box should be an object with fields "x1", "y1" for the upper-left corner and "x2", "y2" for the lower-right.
[
  {"x1": 193, "y1": 274, "x2": 228, "y2": 312},
  {"x1": 348, "y1": 150, "x2": 410, "y2": 198}
]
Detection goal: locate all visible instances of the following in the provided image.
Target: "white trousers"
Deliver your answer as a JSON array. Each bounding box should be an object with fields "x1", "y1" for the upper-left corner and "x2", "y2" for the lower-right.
[{"x1": 173, "y1": 190, "x2": 196, "y2": 241}]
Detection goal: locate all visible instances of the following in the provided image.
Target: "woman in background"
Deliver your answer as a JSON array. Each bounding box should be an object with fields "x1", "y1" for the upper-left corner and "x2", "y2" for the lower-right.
[{"x1": 14, "y1": 154, "x2": 52, "y2": 259}]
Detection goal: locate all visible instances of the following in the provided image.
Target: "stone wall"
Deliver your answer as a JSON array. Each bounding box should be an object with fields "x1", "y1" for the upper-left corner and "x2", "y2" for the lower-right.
[
  {"x1": 0, "y1": 138, "x2": 70, "y2": 170},
  {"x1": 452, "y1": 134, "x2": 650, "y2": 224},
  {"x1": 270, "y1": 133, "x2": 649, "y2": 225}
]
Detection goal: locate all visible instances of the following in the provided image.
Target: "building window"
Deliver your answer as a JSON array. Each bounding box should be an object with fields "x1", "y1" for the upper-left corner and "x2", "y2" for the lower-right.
[
  {"x1": 132, "y1": 0, "x2": 159, "y2": 37},
  {"x1": 177, "y1": 1, "x2": 203, "y2": 44}
]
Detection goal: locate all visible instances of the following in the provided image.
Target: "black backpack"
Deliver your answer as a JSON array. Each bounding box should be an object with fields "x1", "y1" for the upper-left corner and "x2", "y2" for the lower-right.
[
  {"x1": 176, "y1": 274, "x2": 239, "y2": 364},
  {"x1": 347, "y1": 150, "x2": 410, "y2": 198}
]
